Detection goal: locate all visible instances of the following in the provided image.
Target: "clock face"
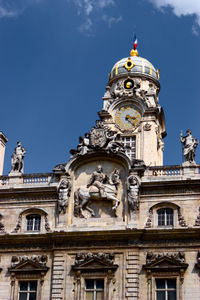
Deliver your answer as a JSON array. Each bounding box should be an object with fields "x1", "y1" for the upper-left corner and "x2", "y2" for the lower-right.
[{"x1": 115, "y1": 104, "x2": 141, "y2": 131}]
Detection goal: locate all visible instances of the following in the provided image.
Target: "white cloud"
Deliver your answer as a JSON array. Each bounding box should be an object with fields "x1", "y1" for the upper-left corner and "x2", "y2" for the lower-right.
[
  {"x1": 0, "y1": 0, "x2": 41, "y2": 18},
  {"x1": 102, "y1": 14, "x2": 122, "y2": 28},
  {"x1": 71, "y1": 0, "x2": 122, "y2": 34},
  {"x1": 149, "y1": 0, "x2": 200, "y2": 35}
]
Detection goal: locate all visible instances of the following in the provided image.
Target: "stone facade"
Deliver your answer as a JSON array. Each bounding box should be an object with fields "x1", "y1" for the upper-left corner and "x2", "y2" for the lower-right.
[{"x1": 0, "y1": 47, "x2": 200, "y2": 300}]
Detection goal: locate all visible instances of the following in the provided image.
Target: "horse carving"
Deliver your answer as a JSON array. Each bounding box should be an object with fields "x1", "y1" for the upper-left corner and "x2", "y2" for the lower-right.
[{"x1": 74, "y1": 166, "x2": 120, "y2": 218}]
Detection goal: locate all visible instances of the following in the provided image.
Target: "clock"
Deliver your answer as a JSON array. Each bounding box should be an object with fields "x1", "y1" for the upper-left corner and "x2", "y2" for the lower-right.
[{"x1": 115, "y1": 104, "x2": 141, "y2": 131}]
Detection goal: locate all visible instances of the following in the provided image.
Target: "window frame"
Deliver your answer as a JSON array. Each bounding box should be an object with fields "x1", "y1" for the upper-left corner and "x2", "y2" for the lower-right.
[
  {"x1": 26, "y1": 214, "x2": 41, "y2": 232},
  {"x1": 121, "y1": 136, "x2": 136, "y2": 161},
  {"x1": 85, "y1": 278, "x2": 105, "y2": 300},
  {"x1": 18, "y1": 280, "x2": 38, "y2": 300},
  {"x1": 157, "y1": 208, "x2": 174, "y2": 228},
  {"x1": 155, "y1": 278, "x2": 177, "y2": 300}
]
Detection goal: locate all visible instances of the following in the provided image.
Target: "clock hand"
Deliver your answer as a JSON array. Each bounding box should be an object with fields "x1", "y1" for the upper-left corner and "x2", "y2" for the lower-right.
[{"x1": 126, "y1": 114, "x2": 136, "y2": 125}]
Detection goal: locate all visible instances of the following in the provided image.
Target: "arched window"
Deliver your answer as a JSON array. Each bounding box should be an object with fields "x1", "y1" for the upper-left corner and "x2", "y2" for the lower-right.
[
  {"x1": 26, "y1": 214, "x2": 41, "y2": 231},
  {"x1": 157, "y1": 208, "x2": 174, "y2": 227}
]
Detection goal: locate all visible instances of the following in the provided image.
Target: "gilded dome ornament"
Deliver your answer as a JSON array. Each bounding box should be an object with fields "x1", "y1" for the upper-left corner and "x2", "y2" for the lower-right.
[{"x1": 124, "y1": 58, "x2": 135, "y2": 71}]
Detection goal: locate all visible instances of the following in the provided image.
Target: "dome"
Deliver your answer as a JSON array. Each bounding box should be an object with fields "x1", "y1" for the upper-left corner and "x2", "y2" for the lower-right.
[{"x1": 109, "y1": 55, "x2": 159, "y2": 82}]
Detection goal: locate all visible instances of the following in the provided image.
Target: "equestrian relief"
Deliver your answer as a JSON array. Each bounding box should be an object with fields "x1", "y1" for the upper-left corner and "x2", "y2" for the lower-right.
[{"x1": 74, "y1": 165, "x2": 120, "y2": 218}]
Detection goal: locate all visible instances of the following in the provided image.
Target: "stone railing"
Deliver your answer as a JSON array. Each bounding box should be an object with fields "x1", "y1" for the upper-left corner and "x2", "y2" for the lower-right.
[
  {"x1": 145, "y1": 165, "x2": 200, "y2": 178},
  {"x1": 0, "y1": 173, "x2": 52, "y2": 186},
  {"x1": 149, "y1": 165, "x2": 184, "y2": 177},
  {"x1": 23, "y1": 174, "x2": 51, "y2": 184}
]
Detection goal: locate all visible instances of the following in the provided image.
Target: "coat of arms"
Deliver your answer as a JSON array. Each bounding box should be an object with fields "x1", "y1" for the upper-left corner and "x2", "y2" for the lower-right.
[{"x1": 90, "y1": 121, "x2": 107, "y2": 148}]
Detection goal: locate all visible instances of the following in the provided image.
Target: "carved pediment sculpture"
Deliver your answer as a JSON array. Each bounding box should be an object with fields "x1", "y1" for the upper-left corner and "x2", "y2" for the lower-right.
[
  {"x1": 72, "y1": 252, "x2": 118, "y2": 273},
  {"x1": 126, "y1": 173, "x2": 141, "y2": 212},
  {"x1": 195, "y1": 251, "x2": 200, "y2": 272},
  {"x1": 143, "y1": 252, "x2": 188, "y2": 280},
  {"x1": 74, "y1": 166, "x2": 120, "y2": 218},
  {"x1": 57, "y1": 177, "x2": 71, "y2": 214},
  {"x1": 9, "y1": 255, "x2": 49, "y2": 286},
  {"x1": 70, "y1": 120, "x2": 125, "y2": 158},
  {"x1": 0, "y1": 214, "x2": 5, "y2": 233}
]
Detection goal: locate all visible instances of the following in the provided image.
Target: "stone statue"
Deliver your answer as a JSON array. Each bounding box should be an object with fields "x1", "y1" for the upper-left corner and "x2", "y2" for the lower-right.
[
  {"x1": 77, "y1": 133, "x2": 90, "y2": 155},
  {"x1": 11, "y1": 141, "x2": 26, "y2": 173},
  {"x1": 180, "y1": 129, "x2": 198, "y2": 164},
  {"x1": 74, "y1": 166, "x2": 120, "y2": 218},
  {"x1": 127, "y1": 173, "x2": 141, "y2": 212},
  {"x1": 87, "y1": 165, "x2": 107, "y2": 198},
  {"x1": 58, "y1": 179, "x2": 71, "y2": 214}
]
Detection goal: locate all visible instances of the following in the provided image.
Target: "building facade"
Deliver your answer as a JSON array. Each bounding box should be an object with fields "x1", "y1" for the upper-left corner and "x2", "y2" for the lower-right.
[{"x1": 0, "y1": 45, "x2": 200, "y2": 300}]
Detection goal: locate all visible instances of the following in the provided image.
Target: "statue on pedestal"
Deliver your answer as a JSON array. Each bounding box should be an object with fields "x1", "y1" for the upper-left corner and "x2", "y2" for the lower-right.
[
  {"x1": 11, "y1": 141, "x2": 26, "y2": 173},
  {"x1": 180, "y1": 129, "x2": 198, "y2": 164}
]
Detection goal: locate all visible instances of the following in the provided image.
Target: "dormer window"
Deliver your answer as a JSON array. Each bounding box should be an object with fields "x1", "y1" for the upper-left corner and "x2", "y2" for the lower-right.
[
  {"x1": 157, "y1": 208, "x2": 174, "y2": 227},
  {"x1": 26, "y1": 214, "x2": 41, "y2": 231}
]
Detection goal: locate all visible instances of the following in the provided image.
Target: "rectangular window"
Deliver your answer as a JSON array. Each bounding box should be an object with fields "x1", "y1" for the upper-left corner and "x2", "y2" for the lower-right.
[
  {"x1": 155, "y1": 278, "x2": 176, "y2": 300},
  {"x1": 26, "y1": 215, "x2": 41, "y2": 231},
  {"x1": 121, "y1": 136, "x2": 136, "y2": 161},
  {"x1": 19, "y1": 281, "x2": 37, "y2": 300},
  {"x1": 85, "y1": 279, "x2": 104, "y2": 300}
]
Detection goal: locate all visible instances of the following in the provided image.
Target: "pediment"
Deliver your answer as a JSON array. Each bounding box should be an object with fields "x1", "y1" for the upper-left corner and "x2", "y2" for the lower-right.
[
  {"x1": 143, "y1": 256, "x2": 188, "y2": 271},
  {"x1": 9, "y1": 259, "x2": 49, "y2": 274},
  {"x1": 72, "y1": 255, "x2": 118, "y2": 273}
]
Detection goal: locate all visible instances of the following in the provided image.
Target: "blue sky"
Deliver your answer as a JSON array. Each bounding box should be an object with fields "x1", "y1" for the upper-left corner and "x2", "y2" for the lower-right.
[{"x1": 1, "y1": 0, "x2": 200, "y2": 174}]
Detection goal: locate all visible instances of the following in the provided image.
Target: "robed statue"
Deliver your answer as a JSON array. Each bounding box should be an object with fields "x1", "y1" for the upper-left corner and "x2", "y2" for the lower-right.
[
  {"x1": 180, "y1": 129, "x2": 198, "y2": 164},
  {"x1": 11, "y1": 141, "x2": 26, "y2": 173}
]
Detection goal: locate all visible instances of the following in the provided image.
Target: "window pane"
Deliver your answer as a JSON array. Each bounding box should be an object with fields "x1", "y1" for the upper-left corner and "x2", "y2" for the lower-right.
[
  {"x1": 86, "y1": 279, "x2": 94, "y2": 290},
  {"x1": 19, "y1": 293, "x2": 27, "y2": 300},
  {"x1": 96, "y1": 291, "x2": 104, "y2": 300},
  {"x1": 96, "y1": 279, "x2": 104, "y2": 289},
  {"x1": 168, "y1": 291, "x2": 176, "y2": 300},
  {"x1": 30, "y1": 281, "x2": 37, "y2": 291},
  {"x1": 157, "y1": 291, "x2": 165, "y2": 300},
  {"x1": 156, "y1": 279, "x2": 165, "y2": 289},
  {"x1": 29, "y1": 293, "x2": 37, "y2": 300},
  {"x1": 167, "y1": 279, "x2": 176, "y2": 289},
  {"x1": 20, "y1": 282, "x2": 28, "y2": 291},
  {"x1": 86, "y1": 291, "x2": 93, "y2": 300}
]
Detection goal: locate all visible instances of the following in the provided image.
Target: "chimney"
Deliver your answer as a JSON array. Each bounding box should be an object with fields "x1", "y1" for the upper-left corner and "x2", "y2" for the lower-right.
[{"x1": 0, "y1": 132, "x2": 8, "y2": 175}]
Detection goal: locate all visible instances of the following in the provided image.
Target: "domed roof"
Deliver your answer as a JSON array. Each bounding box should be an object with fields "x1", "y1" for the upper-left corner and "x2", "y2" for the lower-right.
[{"x1": 109, "y1": 55, "x2": 159, "y2": 82}]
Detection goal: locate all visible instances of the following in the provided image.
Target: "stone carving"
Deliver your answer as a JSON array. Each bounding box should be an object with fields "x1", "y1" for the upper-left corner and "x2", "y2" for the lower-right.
[
  {"x1": 180, "y1": 129, "x2": 198, "y2": 164},
  {"x1": 178, "y1": 208, "x2": 187, "y2": 227},
  {"x1": 143, "y1": 123, "x2": 151, "y2": 131},
  {"x1": 12, "y1": 212, "x2": 22, "y2": 233},
  {"x1": 194, "y1": 207, "x2": 200, "y2": 226},
  {"x1": 74, "y1": 166, "x2": 120, "y2": 218},
  {"x1": 44, "y1": 215, "x2": 51, "y2": 232},
  {"x1": 74, "y1": 252, "x2": 115, "y2": 266},
  {"x1": 146, "y1": 251, "x2": 185, "y2": 265},
  {"x1": 127, "y1": 173, "x2": 141, "y2": 212},
  {"x1": 53, "y1": 163, "x2": 66, "y2": 173},
  {"x1": 0, "y1": 214, "x2": 5, "y2": 233},
  {"x1": 197, "y1": 251, "x2": 200, "y2": 264},
  {"x1": 102, "y1": 86, "x2": 112, "y2": 100},
  {"x1": 145, "y1": 208, "x2": 153, "y2": 228},
  {"x1": 11, "y1": 255, "x2": 48, "y2": 267},
  {"x1": 11, "y1": 141, "x2": 26, "y2": 174},
  {"x1": 58, "y1": 178, "x2": 71, "y2": 214},
  {"x1": 70, "y1": 120, "x2": 124, "y2": 157},
  {"x1": 112, "y1": 80, "x2": 125, "y2": 99}
]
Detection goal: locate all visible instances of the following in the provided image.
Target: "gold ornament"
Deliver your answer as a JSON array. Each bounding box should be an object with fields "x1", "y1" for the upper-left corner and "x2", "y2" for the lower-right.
[
  {"x1": 130, "y1": 49, "x2": 138, "y2": 57},
  {"x1": 124, "y1": 58, "x2": 135, "y2": 71}
]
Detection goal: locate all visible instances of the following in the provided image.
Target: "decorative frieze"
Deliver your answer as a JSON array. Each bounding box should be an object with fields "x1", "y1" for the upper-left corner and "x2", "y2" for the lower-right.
[
  {"x1": 11, "y1": 255, "x2": 48, "y2": 267},
  {"x1": 74, "y1": 252, "x2": 115, "y2": 266}
]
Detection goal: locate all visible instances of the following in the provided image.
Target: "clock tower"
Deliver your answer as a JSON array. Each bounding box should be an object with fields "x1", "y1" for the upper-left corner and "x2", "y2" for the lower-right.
[{"x1": 100, "y1": 45, "x2": 166, "y2": 166}]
